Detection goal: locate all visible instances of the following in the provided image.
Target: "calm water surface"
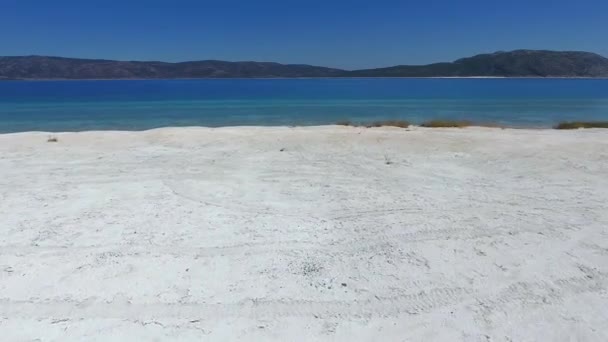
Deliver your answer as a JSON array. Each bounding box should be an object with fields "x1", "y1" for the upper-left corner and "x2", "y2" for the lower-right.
[{"x1": 1, "y1": 78, "x2": 607, "y2": 132}]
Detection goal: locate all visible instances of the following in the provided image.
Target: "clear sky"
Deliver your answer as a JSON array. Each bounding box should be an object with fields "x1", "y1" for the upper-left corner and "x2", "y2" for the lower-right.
[{"x1": 2, "y1": 0, "x2": 607, "y2": 69}]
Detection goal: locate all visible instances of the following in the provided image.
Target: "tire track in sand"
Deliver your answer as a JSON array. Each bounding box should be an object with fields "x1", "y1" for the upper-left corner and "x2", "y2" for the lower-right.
[
  {"x1": 0, "y1": 221, "x2": 564, "y2": 259},
  {"x1": 0, "y1": 287, "x2": 471, "y2": 320},
  {"x1": 2, "y1": 270, "x2": 605, "y2": 321}
]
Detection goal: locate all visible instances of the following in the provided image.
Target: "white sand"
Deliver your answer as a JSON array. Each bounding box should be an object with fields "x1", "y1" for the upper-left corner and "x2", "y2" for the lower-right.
[{"x1": 1, "y1": 126, "x2": 607, "y2": 341}]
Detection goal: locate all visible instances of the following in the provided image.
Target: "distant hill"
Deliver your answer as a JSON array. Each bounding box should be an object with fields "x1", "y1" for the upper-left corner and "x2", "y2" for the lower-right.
[
  {"x1": 348, "y1": 50, "x2": 608, "y2": 77},
  {"x1": 2, "y1": 50, "x2": 608, "y2": 79},
  {"x1": 0, "y1": 56, "x2": 343, "y2": 79}
]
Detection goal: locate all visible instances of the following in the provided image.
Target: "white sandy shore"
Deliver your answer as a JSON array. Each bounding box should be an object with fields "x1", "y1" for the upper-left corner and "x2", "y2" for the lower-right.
[{"x1": 1, "y1": 126, "x2": 607, "y2": 341}]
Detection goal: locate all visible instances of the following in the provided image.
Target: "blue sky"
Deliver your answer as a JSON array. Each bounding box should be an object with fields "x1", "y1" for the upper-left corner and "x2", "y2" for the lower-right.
[{"x1": 2, "y1": 0, "x2": 607, "y2": 69}]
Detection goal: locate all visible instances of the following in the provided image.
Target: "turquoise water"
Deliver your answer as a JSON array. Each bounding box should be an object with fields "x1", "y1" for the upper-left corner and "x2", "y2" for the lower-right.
[{"x1": 1, "y1": 78, "x2": 608, "y2": 132}]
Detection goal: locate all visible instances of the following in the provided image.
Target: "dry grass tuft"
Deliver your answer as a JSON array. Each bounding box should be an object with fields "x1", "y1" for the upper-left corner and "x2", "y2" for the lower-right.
[
  {"x1": 420, "y1": 120, "x2": 472, "y2": 128},
  {"x1": 336, "y1": 120, "x2": 410, "y2": 128},
  {"x1": 554, "y1": 121, "x2": 608, "y2": 130}
]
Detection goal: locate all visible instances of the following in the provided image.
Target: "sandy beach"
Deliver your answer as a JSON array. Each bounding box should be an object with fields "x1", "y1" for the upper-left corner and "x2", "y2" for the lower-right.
[{"x1": 1, "y1": 126, "x2": 607, "y2": 341}]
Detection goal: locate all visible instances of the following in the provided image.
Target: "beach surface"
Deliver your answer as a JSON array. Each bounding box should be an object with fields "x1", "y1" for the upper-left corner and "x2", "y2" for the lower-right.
[{"x1": 1, "y1": 126, "x2": 607, "y2": 341}]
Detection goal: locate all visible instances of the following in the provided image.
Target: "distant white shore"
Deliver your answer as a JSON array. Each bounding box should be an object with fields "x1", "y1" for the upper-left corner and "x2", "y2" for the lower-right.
[{"x1": 1, "y1": 126, "x2": 607, "y2": 341}]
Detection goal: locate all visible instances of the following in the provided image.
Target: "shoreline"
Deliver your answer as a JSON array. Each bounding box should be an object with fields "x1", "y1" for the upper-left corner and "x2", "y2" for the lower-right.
[
  {"x1": 1, "y1": 124, "x2": 605, "y2": 136},
  {"x1": 0, "y1": 126, "x2": 557, "y2": 136}
]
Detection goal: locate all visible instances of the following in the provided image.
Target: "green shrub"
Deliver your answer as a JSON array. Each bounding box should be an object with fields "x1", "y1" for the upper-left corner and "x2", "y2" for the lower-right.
[
  {"x1": 554, "y1": 121, "x2": 608, "y2": 129},
  {"x1": 366, "y1": 120, "x2": 410, "y2": 128},
  {"x1": 420, "y1": 120, "x2": 472, "y2": 128}
]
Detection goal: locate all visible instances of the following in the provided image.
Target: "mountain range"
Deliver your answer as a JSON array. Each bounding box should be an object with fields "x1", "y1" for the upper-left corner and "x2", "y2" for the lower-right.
[{"x1": 1, "y1": 50, "x2": 608, "y2": 79}]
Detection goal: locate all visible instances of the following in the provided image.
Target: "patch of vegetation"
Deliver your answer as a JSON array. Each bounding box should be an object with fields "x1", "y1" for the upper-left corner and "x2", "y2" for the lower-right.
[
  {"x1": 335, "y1": 120, "x2": 410, "y2": 128},
  {"x1": 420, "y1": 120, "x2": 472, "y2": 128},
  {"x1": 554, "y1": 121, "x2": 608, "y2": 130},
  {"x1": 366, "y1": 120, "x2": 411, "y2": 128}
]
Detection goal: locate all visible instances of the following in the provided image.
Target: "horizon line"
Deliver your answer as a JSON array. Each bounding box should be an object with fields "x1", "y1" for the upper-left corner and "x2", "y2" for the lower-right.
[{"x1": 2, "y1": 49, "x2": 606, "y2": 71}]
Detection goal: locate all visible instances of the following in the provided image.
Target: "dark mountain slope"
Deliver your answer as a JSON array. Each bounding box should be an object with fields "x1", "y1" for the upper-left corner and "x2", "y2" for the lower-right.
[
  {"x1": 348, "y1": 50, "x2": 608, "y2": 77},
  {"x1": 0, "y1": 56, "x2": 344, "y2": 79},
  {"x1": 2, "y1": 50, "x2": 608, "y2": 79}
]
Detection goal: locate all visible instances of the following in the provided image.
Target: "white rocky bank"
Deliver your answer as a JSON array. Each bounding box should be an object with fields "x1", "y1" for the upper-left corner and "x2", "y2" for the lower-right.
[{"x1": 1, "y1": 126, "x2": 607, "y2": 341}]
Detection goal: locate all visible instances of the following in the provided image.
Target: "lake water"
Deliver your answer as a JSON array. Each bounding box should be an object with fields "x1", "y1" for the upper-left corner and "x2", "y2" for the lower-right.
[{"x1": 1, "y1": 78, "x2": 607, "y2": 132}]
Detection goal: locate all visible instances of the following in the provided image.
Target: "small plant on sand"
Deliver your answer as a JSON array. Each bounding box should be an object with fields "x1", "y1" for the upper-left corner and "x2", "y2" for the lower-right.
[
  {"x1": 301, "y1": 261, "x2": 323, "y2": 276},
  {"x1": 420, "y1": 120, "x2": 472, "y2": 128},
  {"x1": 47, "y1": 136, "x2": 58, "y2": 143},
  {"x1": 554, "y1": 121, "x2": 608, "y2": 130},
  {"x1": 384, "y1": 154, "x2": 393, "y2": 165},
  {"x1": 366, "y1": 120, "x2": 411, "y2": 128}
]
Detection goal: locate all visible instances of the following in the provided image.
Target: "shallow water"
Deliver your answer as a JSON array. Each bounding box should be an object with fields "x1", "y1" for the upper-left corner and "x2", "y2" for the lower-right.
[{"x1": 1, "y1": 78, "x2": 607, "y2": 132}]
